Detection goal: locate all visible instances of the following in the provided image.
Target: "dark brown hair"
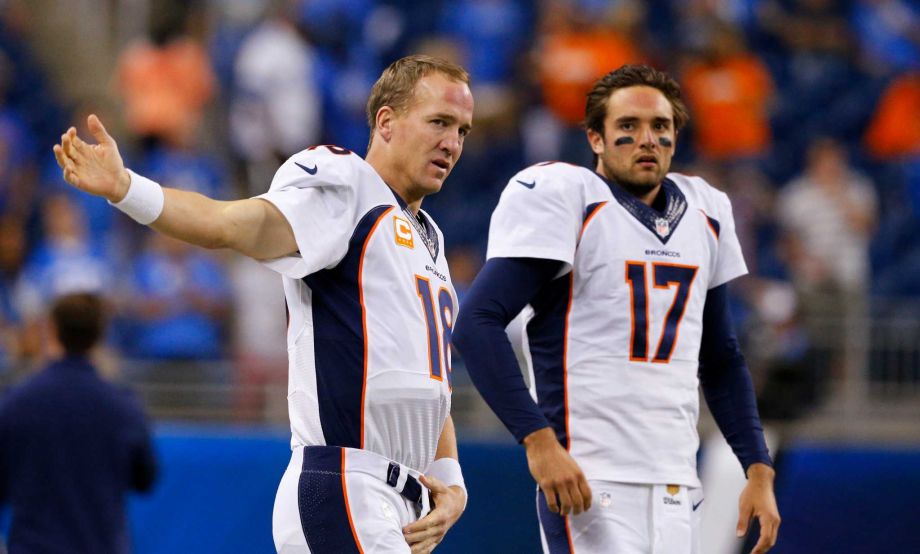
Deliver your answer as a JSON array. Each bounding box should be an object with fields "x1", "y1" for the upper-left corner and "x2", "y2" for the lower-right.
[
  {"x1": 584, "y1": 64, "x2": 689, "y2": 135},
  {"x1": 365, "y1": 55, "x2": 470, "y2": 149},
  {"x1": 51, "y1": 293, "x2": 106, "y2": 355}
]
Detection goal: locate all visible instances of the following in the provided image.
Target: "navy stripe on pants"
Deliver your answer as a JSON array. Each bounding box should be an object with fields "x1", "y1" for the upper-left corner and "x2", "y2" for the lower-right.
[
  {"x1": 298, "y1": 446, "x2": 361, "y2": 554},
  {"x1": 537, "y1": 488, "x2": 573, "y2": 553}
]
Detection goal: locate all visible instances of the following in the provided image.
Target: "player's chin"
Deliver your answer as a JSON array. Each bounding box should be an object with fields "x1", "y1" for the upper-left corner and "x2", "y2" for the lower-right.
[
  {"x1": 424, "y1": 171, "x2": 448, "y2": 192},
  {"x1": 632, "y1": 169, "x2": 665, "y2": 186},
  {"x1": 418, "y1": 177, "x2": 445, "y2": 197}
]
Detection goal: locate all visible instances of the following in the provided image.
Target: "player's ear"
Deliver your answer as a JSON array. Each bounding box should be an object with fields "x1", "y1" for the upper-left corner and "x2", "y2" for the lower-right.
[
  {"x1": 586, "y1": 128, "x2": 605, "y2": 156},
  {"x1": 376, "y1": 106, "x2": 395, "y2": 142}
]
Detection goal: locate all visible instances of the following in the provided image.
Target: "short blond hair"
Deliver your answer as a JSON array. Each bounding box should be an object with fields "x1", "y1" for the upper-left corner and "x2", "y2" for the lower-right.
[{"x1": 366, "y1": 55, "x2": 470, "y2": 150}]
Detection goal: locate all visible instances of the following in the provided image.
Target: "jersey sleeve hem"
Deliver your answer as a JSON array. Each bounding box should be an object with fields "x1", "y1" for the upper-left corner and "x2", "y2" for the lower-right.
[
  {"x1": 486, "y1": 246, "x2": 574, "y2": 266},
  {"x1": 253, "y1": 194, "x2": 311, "y2": 279},
  {"x1": 708, "y1": 267, "x2": 748, "y2": 289}
]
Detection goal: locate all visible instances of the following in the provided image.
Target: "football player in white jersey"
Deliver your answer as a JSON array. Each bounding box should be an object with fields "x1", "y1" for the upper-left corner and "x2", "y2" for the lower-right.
[
  {"x1": 53, "y1": 55, "x2": 472, "y2": 554},
  {"x1": 453, "y1": 65, "x2": 780, "y2": 553}
]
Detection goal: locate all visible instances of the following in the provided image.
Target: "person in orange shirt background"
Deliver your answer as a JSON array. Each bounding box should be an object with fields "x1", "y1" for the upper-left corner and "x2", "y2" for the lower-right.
[
  {"x1": 117, "y1": 2, "x2": 215, "y2": 151},
  {"x1": 681, "y1": 22, "x2": 775, "y2": 162},
  {"x1": 531, "y1": 0, "x2": 647, "y2": 164},
  {"x1": 863, "y1": 72, "x2": 920, "y2": 160}
]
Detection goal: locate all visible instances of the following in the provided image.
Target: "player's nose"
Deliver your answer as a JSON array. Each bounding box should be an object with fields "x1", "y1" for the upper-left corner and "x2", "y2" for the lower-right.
[
  {"x1": 639, "y1": 125, "x2": 657, "y2": 147},
  {"x1": 439, "y1": 133, "x2": 461, "y2": 158}
]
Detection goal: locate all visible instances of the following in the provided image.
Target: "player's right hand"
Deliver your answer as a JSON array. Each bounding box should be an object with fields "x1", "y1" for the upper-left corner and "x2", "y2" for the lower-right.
[
  {"x1": 53, "y1": 114, "x2": 131, "y2": 202},
  {"x1": 523, "y1": 427, "x2": 592, "y2": 515}
]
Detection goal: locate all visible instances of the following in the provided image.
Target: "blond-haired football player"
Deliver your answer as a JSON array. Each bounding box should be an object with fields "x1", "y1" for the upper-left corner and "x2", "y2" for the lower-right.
[{"x1": 55, "y1": 55, "x2": 472, "y2": 554}]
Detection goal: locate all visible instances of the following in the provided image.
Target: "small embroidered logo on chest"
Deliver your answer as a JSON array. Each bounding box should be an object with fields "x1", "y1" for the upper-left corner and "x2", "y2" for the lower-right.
[
  {"x1": 599, "y1": 492, "x2": 612, "y2": 508},
  {"x1": 655, "y1": 217, "x2": 671, "y2": 238},
  {"x1": 393, "y1": 215, "x2": 414, "y2": 249}
]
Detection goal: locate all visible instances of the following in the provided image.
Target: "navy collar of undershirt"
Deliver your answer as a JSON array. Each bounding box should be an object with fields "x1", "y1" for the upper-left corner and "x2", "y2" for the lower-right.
[{"x1": 594, "y1": 172, "x2": 688, "y2": 244}]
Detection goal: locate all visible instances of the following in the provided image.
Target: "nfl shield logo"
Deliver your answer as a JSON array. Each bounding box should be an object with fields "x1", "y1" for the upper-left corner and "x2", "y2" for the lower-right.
[{"x1": 655, "y1": 217, "x2": 670, "y2": 238}]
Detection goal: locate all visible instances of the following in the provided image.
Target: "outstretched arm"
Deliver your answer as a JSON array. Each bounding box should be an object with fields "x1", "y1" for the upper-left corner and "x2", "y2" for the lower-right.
[
  {"x1": 452, "y1": 257, "x2": 592, "y2": 516},
  {"x1": 403, "y1": 416, "x2": 466, "y2": 553},
  {"x1": 53, "y1": 115, "x2": 297, "y2": 260}
]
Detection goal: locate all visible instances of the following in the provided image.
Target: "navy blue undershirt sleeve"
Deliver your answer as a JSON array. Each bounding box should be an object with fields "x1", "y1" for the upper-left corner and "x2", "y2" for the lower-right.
[
  {"x1": 452, "y1": 257, "x2": 565, "y2": 442},
  {"x1": 699, "y1": 284, "x2": 773, "y2": 473}
]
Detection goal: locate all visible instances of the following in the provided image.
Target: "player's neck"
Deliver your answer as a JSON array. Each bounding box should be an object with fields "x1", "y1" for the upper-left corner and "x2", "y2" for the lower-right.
[
  {"x1": 366, "y1": 150, "x2": 423, "y2": 215},
  {"x1": 387, "y1": 182, "x2": 424, "y2": 215}
]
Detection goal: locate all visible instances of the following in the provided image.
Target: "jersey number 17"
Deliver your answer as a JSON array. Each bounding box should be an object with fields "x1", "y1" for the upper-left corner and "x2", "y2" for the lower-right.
[{"x1": 625, "y1": 261, "x2": 698, "y2": 364}]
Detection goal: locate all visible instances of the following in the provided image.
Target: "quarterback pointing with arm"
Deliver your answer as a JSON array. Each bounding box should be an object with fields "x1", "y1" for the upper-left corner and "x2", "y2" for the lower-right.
[
  {"x1": 55, "y1": 55, "x2": 472, "y2": 554},
  {"x1": 453, "y1": 65, "x2": 779, "y2": 553}
]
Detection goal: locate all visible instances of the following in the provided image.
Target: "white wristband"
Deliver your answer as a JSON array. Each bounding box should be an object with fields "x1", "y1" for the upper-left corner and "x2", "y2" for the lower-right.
[
  {"x1": 108, "y1": 169, "x2": 164, "y2": 225},
  {"x1": 426, "y1": 457, "x2": 467, "y2": 509}
]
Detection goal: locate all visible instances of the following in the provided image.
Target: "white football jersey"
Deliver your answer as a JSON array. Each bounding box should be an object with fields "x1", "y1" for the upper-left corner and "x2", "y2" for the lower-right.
[
  {"x1": 488, "y1": 162, "x2": 747, "y2": 487},
  {"x1": 258, "y1": 145, "x2": 456, "y2": 472}
]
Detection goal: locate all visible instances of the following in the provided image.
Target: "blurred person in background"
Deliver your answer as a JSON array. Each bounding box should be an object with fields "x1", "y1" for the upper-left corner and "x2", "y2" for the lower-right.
[
  {"x1": 12, "y1": 193, "x2": 111, "y2": 360},
  {"x1": 124, "y1": 232, "x2": 231, "y2": 362},
  {"x1": 864, "y1": 72, "x2": 920, "y2": 163},
  {"x1": 121, "y1": 230, "x2": 232, "y2": 415},
  {"x1": 0, "y1": 293, "x2": 157, "y2": 554},
  {"x1": 531, "y1": 0, "x2": 647, "y2": 165},
  {"x1": 230, "y1": 0, "x2": 322, "y2": 196},
  {"x1": 117, "y1": 0, "x2": 215, "y2": 152},
  {"x1": 54, "y1": 55, "x2": 472, "y2": 553},
  {"x1": 758, "y1": 0, "x2": 874, "y2": 168},
  {"x1": 850, "y1": 0, "x2": 919, "y2": 76},
  {"x1": 681, "y1": 21, "x2": 775, "y2": 162},
  {"x1": 776, "y1": 137, "x2": 877, "y2": 398},
  {"x1": 862, "y1": 72, "x2": 920, "y2": 297}
]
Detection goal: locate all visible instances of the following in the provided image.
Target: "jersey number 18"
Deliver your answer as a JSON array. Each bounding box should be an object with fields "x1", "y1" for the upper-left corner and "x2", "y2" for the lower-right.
[{"x1": 415, "y1": 275, "x2": 454, "y2": 385}]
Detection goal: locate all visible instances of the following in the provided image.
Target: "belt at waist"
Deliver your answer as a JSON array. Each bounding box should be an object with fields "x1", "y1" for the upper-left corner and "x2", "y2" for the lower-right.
[{"x1": 301, "y1": 445, "x2": 428, "y2": 508}]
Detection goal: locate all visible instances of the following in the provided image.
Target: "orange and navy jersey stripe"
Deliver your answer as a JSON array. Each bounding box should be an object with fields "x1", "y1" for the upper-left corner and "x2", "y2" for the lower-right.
[{"x1": 301, "y1": 205, "x2": 393, "y2": 450}]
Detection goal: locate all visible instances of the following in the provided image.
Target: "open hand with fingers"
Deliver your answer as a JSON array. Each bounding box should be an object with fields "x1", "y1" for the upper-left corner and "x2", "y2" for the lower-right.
[
  {"x1": 737, "y1": 463, "x2": 781, "y2": 553},
  {"x1": 52, "y1": 114, "x2": 131, "y2": 202},
  {"x1": 402, "y1": 475, "x2": 465, "y2": 553},
  {"x1": 524, "y1": 427, "x2": 592, "y2": 516}
]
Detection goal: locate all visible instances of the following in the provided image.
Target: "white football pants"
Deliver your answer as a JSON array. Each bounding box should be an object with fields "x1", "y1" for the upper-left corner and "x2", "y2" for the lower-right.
[
  {"x1": 273, "y1": 445, "x2": 431, "y2": 553},
  {"x1": 538, "y1": 481, "x2": 704, "y2": 554}
]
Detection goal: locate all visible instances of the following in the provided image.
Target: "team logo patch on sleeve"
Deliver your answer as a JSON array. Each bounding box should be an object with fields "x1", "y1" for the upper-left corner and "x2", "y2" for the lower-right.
[{"x1": 393, "y1": 215, "x2": 414, "y2": 249}]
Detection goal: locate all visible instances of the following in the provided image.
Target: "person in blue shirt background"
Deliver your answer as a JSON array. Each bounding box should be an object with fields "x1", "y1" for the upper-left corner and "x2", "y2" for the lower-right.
[{"x1": 0, "y1": 293, "x2": 157, "y2": 554}]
